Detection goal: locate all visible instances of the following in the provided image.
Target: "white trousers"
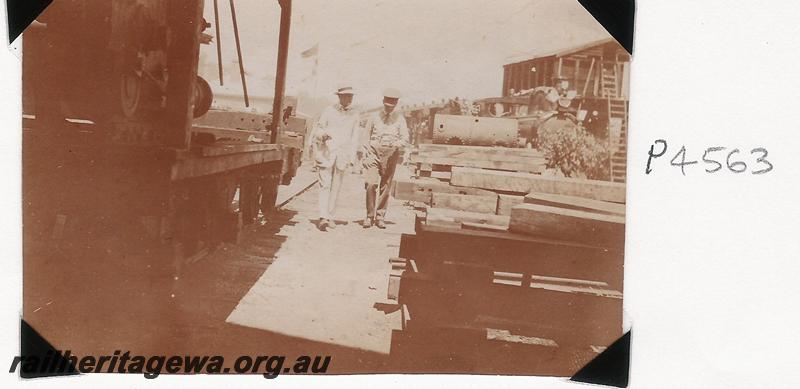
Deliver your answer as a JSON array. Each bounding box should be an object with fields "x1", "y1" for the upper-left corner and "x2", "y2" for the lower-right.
[{"x1": 317, "y1": 165, "x2": 345, "y2": 220}]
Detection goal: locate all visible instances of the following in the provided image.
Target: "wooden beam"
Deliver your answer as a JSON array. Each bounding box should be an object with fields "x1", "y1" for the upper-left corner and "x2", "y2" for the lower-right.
[
  {"x1": 191, "y1": 126, "x2": 303, "y2": 149},
  {"x1": 450, "y1": 167, "x2": 534, "y2": 194},
  {"x1": 397, "y1": 267, "x2": 622, "y2": 348},
  {"x1": 461, "y1": 222, "x2": 508, "y2": 232},
  {"x1": 424, "y1": 217, "x2": 462, "y2": 229},
  {"x1": 524, "y1": 193, "x2": 626, "y2": 216},
  {"x1": 191, "y1": 143, "x2": 281, "y2": 157},
  {"x1": 497, "y1": 194, "x2": 524, "y2": 216},
  {"x1": 429, "y1": 171, "x2": 452, "y2": 181},
  {"x1": 409, "y1": 154, "x2": 545, "y2": 173},
  {"x1": 393, "y1": 177, "x2": 497, "y2": 203},
  {"x1": 426, "y1": 208, "x2": 510, "y2": 228},
  {"x1": 509, "y1": 203, "x2": 625, "y2": 248},
  {"x1": 417, "y1": 144, "x2": 544, "y2": 158},
  {"x1": 503, "y1": 65, "x2": 510, "y2": 96},
  {"x1": 269, "y1": 0, "x2": 292, "y2": 143},
  {"x1": 431, "y1": 192, "x2": 499, "y2": 214},
  {"x1": 170, "y1": 148, "x2": 283, "y2": 181},
  {"x1": 409, "y1": 224, "x2": 624, "y2": 290},
  {"x1": 557, "y1": 57, "x2": 563, "y2": 78},
  {"x1": 450, "y1": 167, "x2": 626, "y2": 203},
  {"x1": 582, "y1": 58, "x2": 595, "y2": 97}
]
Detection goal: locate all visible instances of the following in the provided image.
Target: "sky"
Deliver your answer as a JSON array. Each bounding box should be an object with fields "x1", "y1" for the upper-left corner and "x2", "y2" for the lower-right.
[{"x1": 198, "y1": 0, "x2": 610, "y2": 115}]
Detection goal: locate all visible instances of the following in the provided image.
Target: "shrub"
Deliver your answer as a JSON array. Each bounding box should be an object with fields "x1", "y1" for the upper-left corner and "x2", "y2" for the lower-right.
[{"x1": 536, "y1": 118, "x2": 611, "y2": 180}]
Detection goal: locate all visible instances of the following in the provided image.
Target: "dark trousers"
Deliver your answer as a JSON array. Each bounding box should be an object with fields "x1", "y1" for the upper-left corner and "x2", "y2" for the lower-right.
[{"x1": 364, "y1": 147, "x2": 400, "y2": 220}]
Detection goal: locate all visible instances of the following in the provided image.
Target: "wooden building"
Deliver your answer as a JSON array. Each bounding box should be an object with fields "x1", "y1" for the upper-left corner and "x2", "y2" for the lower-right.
[
  {"x1": 501, "y1": 38, "x2": 631, "y2": 183},
  {"x1": 502, "y1": 37, "x2": 630, "y2": 100}
]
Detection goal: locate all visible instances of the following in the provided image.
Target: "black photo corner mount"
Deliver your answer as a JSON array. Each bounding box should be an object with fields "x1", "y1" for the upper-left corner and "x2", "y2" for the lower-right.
[
  {"x1": 570, "y1": 331, "x2": 631, "y2": 388},
  {"x1": 6, "y1": 0, "x2": 53, "y2": 44},
  {"x1": 20, "y1": 319, "x2": 79, "y2": 378},
  {"x1": 571, "y1": 0, "x2": 633, "y2": 385},
  {"x1": 578, "y1": 0, "x2": 635, "y2": 55}
]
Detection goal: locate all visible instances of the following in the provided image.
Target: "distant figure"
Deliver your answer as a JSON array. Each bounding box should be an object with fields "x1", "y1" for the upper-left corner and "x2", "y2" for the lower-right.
[
  {"x1": 310, "y1": 86, "x2": 360, "y2": 231},
  {"x1": 585, "y1": 110, "x2": 606, "y2": 138},
  {"x1": 360, "y1": 88, "x2": 409, "y2": 229},
  {"x1": 282, "y1": 105, "x2": 293, "y2": 125}
]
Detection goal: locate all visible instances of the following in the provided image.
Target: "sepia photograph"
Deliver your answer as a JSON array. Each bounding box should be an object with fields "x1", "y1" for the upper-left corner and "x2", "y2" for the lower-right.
[{"x1": 20, "y1": 0, "x2": 629, "y2": 378}]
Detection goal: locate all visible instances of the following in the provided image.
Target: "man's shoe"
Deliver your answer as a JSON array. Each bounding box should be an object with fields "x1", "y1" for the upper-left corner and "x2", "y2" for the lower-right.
[
  {"x1": 318, "y1": 218, "x2": 329, "y2": 231},
  {"x1": 375, "y1": 218, "x2": 386, "y2": 229},
  {"x1": 363, "y1": 217, "x2": 373, "y2": 228}
]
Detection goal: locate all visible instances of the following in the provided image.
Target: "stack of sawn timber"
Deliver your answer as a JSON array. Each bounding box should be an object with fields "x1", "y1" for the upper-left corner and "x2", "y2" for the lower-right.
[
  {"x1": 447, "y1": 164, "x2": 627, "y2": 248},
  {"x1": 395, "y1": 144, "x2": 548, "y2": 231},
  {"x1": 396, "y1": 144, "x2": 626, "y2": 245},
  {"x1": 387, "y1": 144, "x2": 627, "y2": 374}
]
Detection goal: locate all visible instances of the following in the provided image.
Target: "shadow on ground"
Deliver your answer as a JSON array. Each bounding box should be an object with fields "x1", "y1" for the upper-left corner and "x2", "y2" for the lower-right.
[{"x1": 23, "y1": 207, "x2": 392, "y2": 375}]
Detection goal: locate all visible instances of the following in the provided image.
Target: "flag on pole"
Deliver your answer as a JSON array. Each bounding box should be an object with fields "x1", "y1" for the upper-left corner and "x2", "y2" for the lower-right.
[
  {"x1": 301, "y1": 43, "x2": 319, "y2": 58},
  {"x1": 300, "y1": 43, "x2": 320, "y2": 96}
]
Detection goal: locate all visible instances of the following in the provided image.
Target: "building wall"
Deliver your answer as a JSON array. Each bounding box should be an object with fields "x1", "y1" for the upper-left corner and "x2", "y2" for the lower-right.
[{"x1": 502, "y1": 41, "x2": 630, "y2": 99}]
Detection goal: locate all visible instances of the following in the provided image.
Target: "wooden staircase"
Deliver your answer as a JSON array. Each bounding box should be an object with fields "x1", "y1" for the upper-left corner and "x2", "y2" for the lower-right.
[
  {"x1": 597, "y1": 61, "x2": 628, "y2": 183},
  {"x1": 600, "y1": 62, "x2": 619, "y2": 98},
  {"x1": 608, "y1": 99, "x2": 628, "y2": 183}
]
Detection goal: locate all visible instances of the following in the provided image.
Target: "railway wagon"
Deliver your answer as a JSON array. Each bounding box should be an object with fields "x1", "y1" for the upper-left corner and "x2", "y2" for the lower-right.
[{"x1": 22, "y1": 0, "x2": 299, "y2": 284}]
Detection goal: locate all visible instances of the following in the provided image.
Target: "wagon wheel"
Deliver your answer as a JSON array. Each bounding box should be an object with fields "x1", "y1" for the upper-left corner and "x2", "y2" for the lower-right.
[{"x1": 193, "y1": 76, "x2": 213, "y2": 118}]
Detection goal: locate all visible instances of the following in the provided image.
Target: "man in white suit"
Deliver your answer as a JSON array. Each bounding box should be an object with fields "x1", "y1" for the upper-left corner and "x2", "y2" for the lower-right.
[{"x1": 310, "y1": 86, "x2": 360, "y2": 231}]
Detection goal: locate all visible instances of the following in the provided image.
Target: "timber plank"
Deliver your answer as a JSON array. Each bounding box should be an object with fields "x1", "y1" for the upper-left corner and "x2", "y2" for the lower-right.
[
  {"x1": 424, "y1": 217, "x2": 462, "y2": 229},
  {"x1": 399, "y1": 269, "x2": 622, "y2": 347},
  {"x1": 411, "y1": 224, "x2": 624, "y2": 290},
  {"x1": 524, "y1": 193, "x2": 626, "y2": 216},
  {"x1": 509, "y1": 203, "x2": 625, "y2": 248},
  {"x1": 409, "y1": 154, "x2": 545, "y2": 173},
  {"x1": 398, "y1": 233, "x2": 420, "y2": 260},
  {"x1": 450, "y1": 167, "x2": 626, "y2": 202},
  {"x1": 497, "y1": 194, "x2": 525, "y2": 216},
  {"x1": 449, "y1": 167, "x2": 535, "y2": 194},
  {"x1": 191, "y1": 125, "x2": 303, "y2": 149},
  {"x1": 191, "y1": 143, "x2": 281, "y2": 157},
  {"x1": 170, "y1": 148, "x2": 283, "y2": 181},
  {"x1": 431, "y1": 192, "x2": 498, "y2": 214},
  {"x1": 417, "y1": 144, "x2": 544, "y2": 158},
  {"x1": 393, "y1": 177, "x2": 497, "y2": 204},
  {"x1": 429, "y1": 171, "x2": 452, "y2": 181},
  {"x1": 426, "y1": 208, "x2": 510, "y2": 228},
  {"x1": 461, "y1": 222, "x2": 508, "y2": 232}
]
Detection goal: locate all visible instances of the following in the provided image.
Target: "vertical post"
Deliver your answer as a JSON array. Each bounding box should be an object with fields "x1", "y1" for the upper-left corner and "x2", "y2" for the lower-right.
[
  {"x1": 527, "y1": 60, "x2": 534, "y2": 90},
  {"x1": 607, "y1": 98, "x2": 613, "y2": 179},
  {"x1": 593, "y1": 63, "x2": 600, "y2": 96},
  {"x1": 502, "y1": 65, "x2": 509, "y2": 96},
  {"x1": 213, "y1": 0, "x2": 224, "y2": 85},
  {"x1": 270, "y1": 0, "x2": 292, "y2": 144},
  {"x1": 229, "y1": 0, "x2": 250, "y2": 107},
  {"x1": 557, "y1": 57, "x2": 563, "y2": 78},
  {"x1": 165, "y1": 0, "x2": 205, "y2": 149},
  {"x1": 582, "y1": 58, "x2": 595, "y2": 98}
]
